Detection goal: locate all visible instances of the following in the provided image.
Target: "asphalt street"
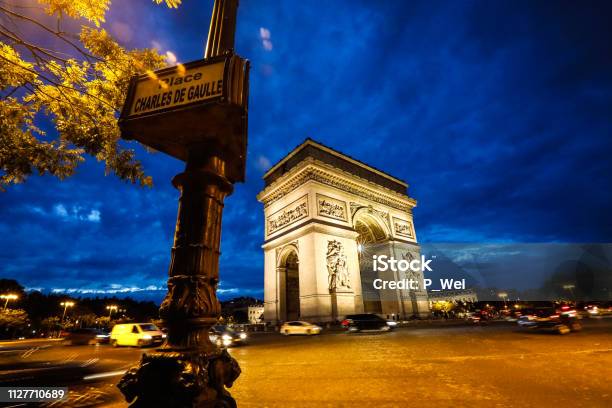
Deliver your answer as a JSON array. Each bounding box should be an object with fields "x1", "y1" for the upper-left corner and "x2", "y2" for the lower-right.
[{"x1": 0, "y1": 319, "x2": 610, "y2": 407}]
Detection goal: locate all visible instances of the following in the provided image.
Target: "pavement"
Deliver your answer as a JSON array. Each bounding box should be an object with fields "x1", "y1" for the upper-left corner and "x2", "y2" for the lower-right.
[{"x1": 0, "y1": 318, "x2": 610, "y2": 407}]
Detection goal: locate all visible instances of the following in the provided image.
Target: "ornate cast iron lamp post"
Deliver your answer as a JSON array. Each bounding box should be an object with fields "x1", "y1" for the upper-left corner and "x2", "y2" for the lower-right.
[{"x1": 116, "y1": 0, "x2": 249, "y2": 406}]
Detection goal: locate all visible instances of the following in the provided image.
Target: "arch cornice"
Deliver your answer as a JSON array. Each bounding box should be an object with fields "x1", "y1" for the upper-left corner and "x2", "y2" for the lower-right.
[{"x1": 257, "y1": 158, "x2": 416, "y2": 213}]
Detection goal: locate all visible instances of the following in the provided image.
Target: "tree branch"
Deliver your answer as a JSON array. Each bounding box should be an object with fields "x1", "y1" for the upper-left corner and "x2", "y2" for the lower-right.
[
  {"x1": 0, "y1": 53, "x2": 120, "y2": 113},
  {"x1": 0, "y1": 5, "x2": 101, "y2": 63}
]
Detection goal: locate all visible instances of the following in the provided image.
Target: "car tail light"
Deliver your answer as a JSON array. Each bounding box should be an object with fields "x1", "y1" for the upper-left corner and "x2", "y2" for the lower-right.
[{"x1": 341, "y1": 319, "x2": 351, "y2": 326}]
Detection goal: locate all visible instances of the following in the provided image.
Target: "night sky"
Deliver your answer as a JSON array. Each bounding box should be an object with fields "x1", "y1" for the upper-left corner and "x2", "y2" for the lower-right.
[{"x1": 1, "y1": 0, "x2": 611, "y2": 301}]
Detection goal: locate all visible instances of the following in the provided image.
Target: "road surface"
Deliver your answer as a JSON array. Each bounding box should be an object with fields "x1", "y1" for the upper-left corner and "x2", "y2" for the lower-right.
[{"x1": 0, "y1": 319, "x2": 610, "y2": 407}]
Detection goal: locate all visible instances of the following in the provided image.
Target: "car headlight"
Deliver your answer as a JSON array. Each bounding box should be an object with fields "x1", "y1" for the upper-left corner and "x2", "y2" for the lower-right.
[
  {"x1": 143, "y1": 334, "x2": 152, "y2": 340},
  {"x1": 222, "y1": 339, "x2": 232, "y2": 346},
  {"x1": 386, "y1": 321, "x2": 398, "y2": 326},
  {"x1": 239, "y1": 333, "x2": 247, "y2": 339},
  {"x1": 222, "y1": 334, "x2": 232, "y2": 341}
]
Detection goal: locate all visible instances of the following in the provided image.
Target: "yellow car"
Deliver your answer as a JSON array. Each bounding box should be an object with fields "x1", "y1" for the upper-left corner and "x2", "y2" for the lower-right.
[{"x1": 110, "y1": 323, "x2": 166, "y2": 347}]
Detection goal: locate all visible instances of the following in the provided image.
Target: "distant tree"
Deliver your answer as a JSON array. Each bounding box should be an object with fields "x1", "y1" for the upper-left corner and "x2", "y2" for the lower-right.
[
  {"x1": 77, "y1": 313, "x2": 97, "y2": 327},
  {"x1": 22, "y1": 290, "x2": 62, "y2": 323},
  {"x1": 40, "y1": 315, "x2": 61, "y2": 337},
  {"x1": 0, "y1": 308, "x2": 29, "y2": 338},
  {"x1": 0, "y1": 278, "x2": 25, "y2": 296},
  {"x1": 41, "y1": 315, "x2": 60, "y2": 329},
  {"x1": 0, "y1": 0, "x2": 182, "y2": 190},
  {"x1": 96, "y1": 315, "x2": 111, "y2": 329}
]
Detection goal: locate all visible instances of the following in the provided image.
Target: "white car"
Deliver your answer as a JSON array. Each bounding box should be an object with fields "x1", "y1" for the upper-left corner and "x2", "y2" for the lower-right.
[{"x1": 280, "y1": 321, "x2": 322, "y2": 336}]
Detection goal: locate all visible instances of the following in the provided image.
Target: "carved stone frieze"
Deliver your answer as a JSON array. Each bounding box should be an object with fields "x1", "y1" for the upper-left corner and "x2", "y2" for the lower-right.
[
  {"x1": 393, "y1": 217, "x2": 415, "y2": 238},
  {"x1": 317, "y1": 194, "x2": 347, "y2": 221},
  {"x1": 266, "y1": 195, "x2": 308, "y2": 235}
]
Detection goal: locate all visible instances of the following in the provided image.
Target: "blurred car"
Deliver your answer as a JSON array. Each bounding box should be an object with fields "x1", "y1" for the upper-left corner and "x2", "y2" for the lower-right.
[
  {"x1": 584, "y1": 303, "x2": 612, "y2": 317},
  {"x1": 341, "y1": 314, "x2": 394, "y2": 332},
  {"x1": 466, "y1": 310, "x2": 490, "y2": 324},
  {"x1": 517, "y1": 308, "x2": 581, "y2": 334},
  {"x1": 66, "y1": 328, "x2": 107, "y2": 345},
  {"x1": 95, "y1": 329, "x2": 111, "y2": 344},
  {"x1": 517, "y1": 315, "x2": 538, "y2": 327},
  {"x1": 110, "y1": 323, "x2": 165, "y2": 347},
  {"x1": 209, "y1": 325, "x2": 248, "y2": 347},
  {"x1": 280, "y1": 321, "x2": 322, "y2": 336}
]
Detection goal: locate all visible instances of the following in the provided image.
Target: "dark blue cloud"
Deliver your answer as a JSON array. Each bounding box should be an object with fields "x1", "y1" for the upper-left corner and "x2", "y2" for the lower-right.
[{"x1": 1, "y1": 0, "x2": 611, "y2": 299}]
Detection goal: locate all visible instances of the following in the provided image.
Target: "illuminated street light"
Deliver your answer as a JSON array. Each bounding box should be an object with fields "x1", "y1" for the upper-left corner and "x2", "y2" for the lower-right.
[
  {"x1": 106, "y1": 305, "x2": 118, "y2": 319},
  {"x1": 498, "y1": 292, "x2": 508, "y2": 308},
  {"x1": 1, "y1": 293, "x2": 18, "y2": 310},
  {"x1": 563, "y1": 284, "x2": 576, "y2": 305},
  {"x1": 60, "y1": 301, "x2": 75, "y2": 321}
]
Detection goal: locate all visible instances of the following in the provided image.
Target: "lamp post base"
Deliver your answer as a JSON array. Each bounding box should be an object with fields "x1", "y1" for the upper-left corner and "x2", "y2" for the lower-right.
[{"x1": 118, "y1": 346, "x2": 240, "y2": 408}]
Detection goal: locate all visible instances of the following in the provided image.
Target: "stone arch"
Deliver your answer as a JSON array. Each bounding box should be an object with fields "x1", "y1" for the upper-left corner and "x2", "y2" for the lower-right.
[
  {"x1": 276, "y1": 243, "x2": 300, "y2": 321},
  {"x1": 352, "y1": 207, "x2": 391, "y2": 245},
  {"x1": 352, "y1": 207, "x2": 391, "y2": 315},
  {"x1": 276, "y1": 242, "x2": 299, "y2": 268}
]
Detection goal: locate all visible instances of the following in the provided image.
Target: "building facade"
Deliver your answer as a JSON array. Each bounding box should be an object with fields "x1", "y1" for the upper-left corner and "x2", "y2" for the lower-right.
[
  {"x1": 257, "y1": 139, "x2": 429, "y2": 323},
  {"x1": 247, "y1": 304, "x2": 264, "y2": 324}
]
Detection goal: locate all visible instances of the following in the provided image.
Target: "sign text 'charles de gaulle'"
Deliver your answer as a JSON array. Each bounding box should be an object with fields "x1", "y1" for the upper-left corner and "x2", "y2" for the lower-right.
[{"x1": 125, "y1": 59, "x2": 225, "y2": 118}]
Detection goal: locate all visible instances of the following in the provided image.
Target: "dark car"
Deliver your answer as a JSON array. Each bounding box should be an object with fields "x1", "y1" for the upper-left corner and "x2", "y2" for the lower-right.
[
  {"x1": 94, "y1": 329, "x2": 111, "y2": 344},
  {"x1": 66, "y1": 328, "x2": 108, "y2": 345},
  {"x1": 341, "y1": 314, "x2": 394, "y2": 332},
  {"x1": 209, "y1": 325, "x2": 248, "y2": 347},
  {"x1": 517, "y1": 307, "x2": 581, "y2": 334}
]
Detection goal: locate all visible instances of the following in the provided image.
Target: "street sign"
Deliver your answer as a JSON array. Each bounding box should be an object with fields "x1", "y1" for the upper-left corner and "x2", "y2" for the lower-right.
[
  {"x1": 119, "y1": 54, "x2": 249, "y2": 182},
  {"x1": 124, "y1": 59, "x2": 225, "y2": 119}
]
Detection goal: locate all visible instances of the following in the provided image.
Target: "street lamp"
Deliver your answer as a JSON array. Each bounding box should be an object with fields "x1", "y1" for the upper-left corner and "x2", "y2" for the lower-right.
[
  {"x1": 563, "y1": 284, "x2": 576, "y2": 306},
  {"x1": 1, "y1": 293, "x2": 18, "y2": 310},
  {"x1": 498, "y1": 292, "x2": 508, "y2": 308},
  {"x1": 60, "y1": 301, "x2": 75, "y2": 321},
  {"x1": 106, "y1": 305, "x2": 118, "y2": 319}
]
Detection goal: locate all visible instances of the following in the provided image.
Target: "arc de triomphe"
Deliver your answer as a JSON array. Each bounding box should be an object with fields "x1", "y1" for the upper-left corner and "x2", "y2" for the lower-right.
[{"x1": 257, "y1": 139, "x2": 429, "y2": 323}]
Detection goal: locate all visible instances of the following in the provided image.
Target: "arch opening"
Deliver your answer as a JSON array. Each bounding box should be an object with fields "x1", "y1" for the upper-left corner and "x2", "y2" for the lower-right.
[
  {"x1": 278, "y1": 249, "x2": 300, "y2": 321},
  {"x1": 354, "y1": 212, "x2": 389, "y2": 315}
]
